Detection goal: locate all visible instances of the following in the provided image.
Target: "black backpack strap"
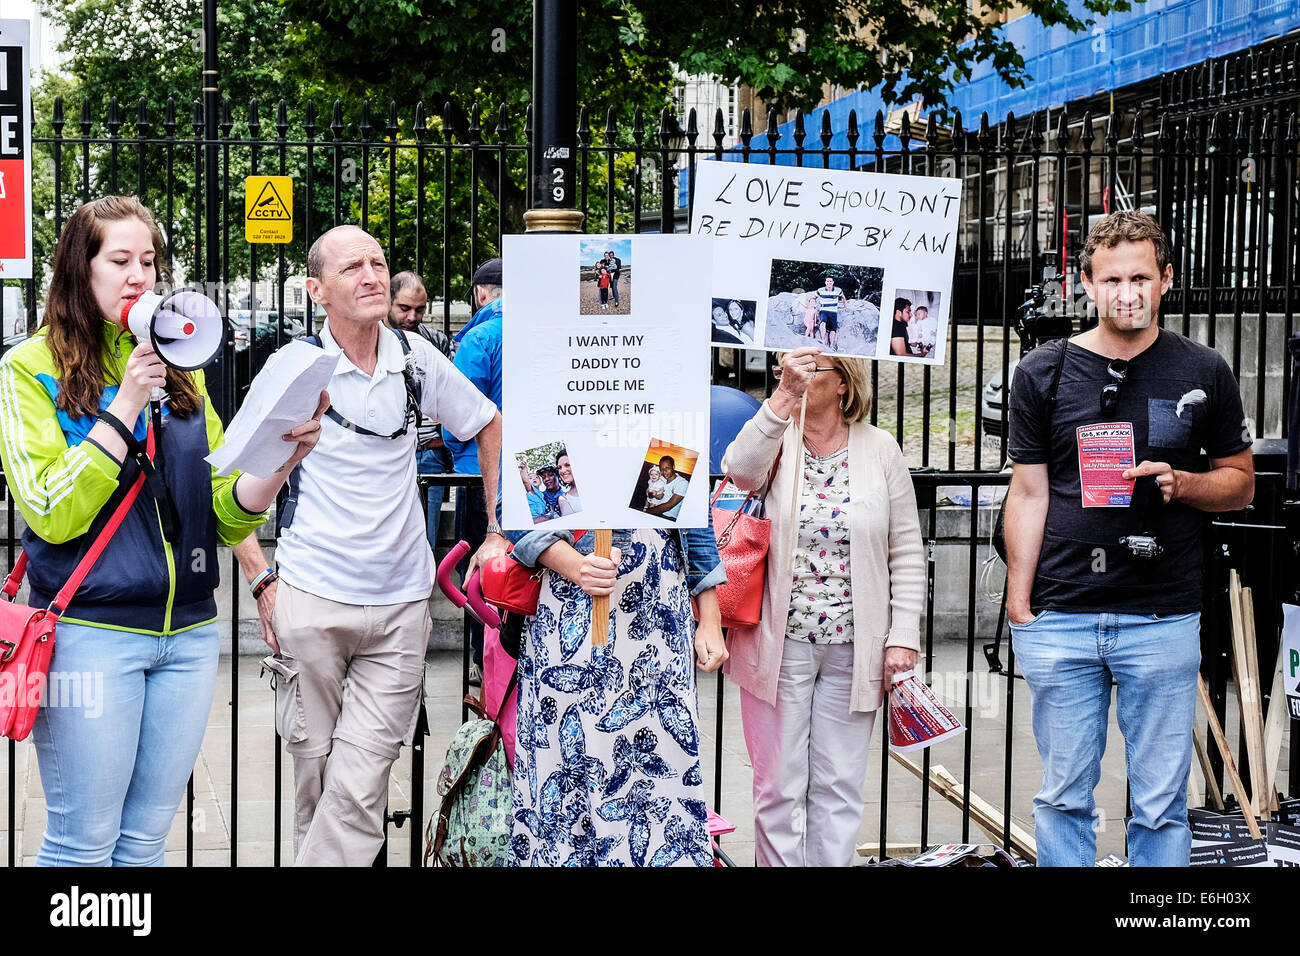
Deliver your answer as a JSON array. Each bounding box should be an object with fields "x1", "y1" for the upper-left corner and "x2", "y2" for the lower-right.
[
  {"x1": 393, "y1": 328, "x2": 424, "y2": 429},
  {"x1": 1046, "y1": 336, "x2": 1069, "y2": 409}
]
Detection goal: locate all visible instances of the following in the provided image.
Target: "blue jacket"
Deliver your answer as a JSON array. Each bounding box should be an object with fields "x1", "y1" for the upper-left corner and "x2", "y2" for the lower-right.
[
  {"x1": 505, "y1": 511, "x2": 727, "y2": 598},
  {"x1": 444, "y1": 297, "x2": 503, "y2": 474}
]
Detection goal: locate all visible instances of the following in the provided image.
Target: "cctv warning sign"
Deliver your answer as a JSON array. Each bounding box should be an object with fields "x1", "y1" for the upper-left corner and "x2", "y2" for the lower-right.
[{"x1": 244, "y1": 176, "x2": 292, "y2": 243}]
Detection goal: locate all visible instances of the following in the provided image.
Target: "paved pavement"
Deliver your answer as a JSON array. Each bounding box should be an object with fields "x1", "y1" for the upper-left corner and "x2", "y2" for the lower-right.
[{"x1": 2, "y1": 634, "x2": 1285, "y2": 866}]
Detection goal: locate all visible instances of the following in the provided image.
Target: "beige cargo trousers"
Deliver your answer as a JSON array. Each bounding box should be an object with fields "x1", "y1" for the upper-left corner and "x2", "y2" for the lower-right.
[{"x1": 268, "y1": 579, "x2": 430, "y2": 866}]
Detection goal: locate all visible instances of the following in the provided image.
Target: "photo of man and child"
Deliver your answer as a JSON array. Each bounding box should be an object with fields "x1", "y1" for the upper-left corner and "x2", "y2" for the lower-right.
[
  {"x1": 578, "y1": 237, "x2": 632, "y2": 315},
  {"x1": 765, "y1": 258, "x2": 885, "y2": 356},
  {"x1": 888, "y1": 288, "x2": 943, "y2": 358},
  {"x1": 517, "y1": 440, "x2": 583, "y2": 524},
  {"x1": 627, "y1": 440, "x2": 699, "y2": 522}
]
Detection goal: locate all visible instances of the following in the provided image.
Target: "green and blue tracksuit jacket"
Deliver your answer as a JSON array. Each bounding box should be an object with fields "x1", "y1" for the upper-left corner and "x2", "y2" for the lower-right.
[{"x1": 0, "y1": 324, "x2": 268, "y2": 634}]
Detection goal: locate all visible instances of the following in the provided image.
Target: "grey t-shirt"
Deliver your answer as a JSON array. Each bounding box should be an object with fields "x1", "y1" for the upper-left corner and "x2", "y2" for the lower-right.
[{"x1": 1007, "y1": 329, "x2": 1251, "y2": 614}]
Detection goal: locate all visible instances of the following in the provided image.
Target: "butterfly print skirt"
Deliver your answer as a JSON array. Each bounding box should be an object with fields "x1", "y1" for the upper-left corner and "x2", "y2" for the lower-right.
[{"x1": 510, "y1": 528, "x2": 713, "y2": 867}]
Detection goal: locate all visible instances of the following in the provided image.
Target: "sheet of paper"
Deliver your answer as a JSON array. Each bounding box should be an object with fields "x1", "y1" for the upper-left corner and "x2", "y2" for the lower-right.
[
  {"x1": 1076, "y1": 422, "x2": 1136, "y2": 507},
  {"x1": 206, "y1": 339, "x2": 338, "y2": 478}
]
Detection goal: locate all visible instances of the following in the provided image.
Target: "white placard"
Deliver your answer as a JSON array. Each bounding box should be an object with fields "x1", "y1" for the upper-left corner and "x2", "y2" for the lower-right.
[
  {"x1": 0, "y1": 20, "x2": 33, "y2": 279},
  {"x1": 691, "y1": 160, "x2": 962, "y2": 364},
  {"x1": 502, "y1": 233, "x2": 711, "y2": 530}
]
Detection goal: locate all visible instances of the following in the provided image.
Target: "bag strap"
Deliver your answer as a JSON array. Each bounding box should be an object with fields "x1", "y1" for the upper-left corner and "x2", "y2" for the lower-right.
[
  {"x1": 300, "y1": 329, "x2": 421, "y2": 439},
  {"x1": 788, "y1": 391, "x2": 808, "y2": 521},
  {"x1": 9, "y1": 426, "x2": 153, "y2": 616},
  {"x1": 711, "y1": 436, "x2": 787, "y2": 508},
  {"x1": 2, "y1": 552, "x2": 29, "y2": 601}
]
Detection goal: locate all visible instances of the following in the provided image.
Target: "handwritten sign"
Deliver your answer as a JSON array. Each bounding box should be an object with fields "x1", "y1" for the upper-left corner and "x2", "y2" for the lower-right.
[
  {"x1": 691, "y1": 161, "x2": 961, "y2": 363},
  {"x1": 501, "y1": 233, "x2": 711, "y2": 530}
]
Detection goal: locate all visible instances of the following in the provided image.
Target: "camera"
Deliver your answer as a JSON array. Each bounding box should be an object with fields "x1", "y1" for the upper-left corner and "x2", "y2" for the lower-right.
[
  {"x1": 1015, "y1": 272, "x2": 1071, "y2": 353},
  {"x1": 1118, "y1": 535, "x2": 1164, "y2": 560}
]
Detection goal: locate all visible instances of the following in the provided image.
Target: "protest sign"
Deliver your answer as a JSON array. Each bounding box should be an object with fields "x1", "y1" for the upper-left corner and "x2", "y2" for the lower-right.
[
  {"x1": 501, "y1": 233, "x2": 711, "y2": 531},
  {"x1": 1284, "y1": 604, "x2": 1300, "y2": 721},
  {"x1": 691, "y1": 160, "x2": 961, "y2": 363}
]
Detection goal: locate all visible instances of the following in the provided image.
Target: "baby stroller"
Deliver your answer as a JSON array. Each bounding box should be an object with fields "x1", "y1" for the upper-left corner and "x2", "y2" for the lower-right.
[{"x1": 435, "y1": 540, "x2": 518, "y2": 767}]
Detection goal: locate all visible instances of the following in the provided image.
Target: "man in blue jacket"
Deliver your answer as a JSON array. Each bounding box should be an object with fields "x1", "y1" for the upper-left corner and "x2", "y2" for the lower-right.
[{"x1": 444, "y1": 258, "x2": 504, "y2": 684}]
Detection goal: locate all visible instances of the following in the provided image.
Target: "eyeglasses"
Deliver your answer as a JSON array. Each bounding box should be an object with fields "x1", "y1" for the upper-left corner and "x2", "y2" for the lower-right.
[
  {"x1": 771, "y1": 365, "x2": 839, "y2": 380},
  {"x1": 1099, "y1": 359, "x2": 1129, "y2": 416}
]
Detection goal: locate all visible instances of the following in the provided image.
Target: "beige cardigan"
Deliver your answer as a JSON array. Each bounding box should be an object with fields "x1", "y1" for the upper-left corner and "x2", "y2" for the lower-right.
[{"x1": 721, "y1": 401, "x2": 925, "y2": 713}]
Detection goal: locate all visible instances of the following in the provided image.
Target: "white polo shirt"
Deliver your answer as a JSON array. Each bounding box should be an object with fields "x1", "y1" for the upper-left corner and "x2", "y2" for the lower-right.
[{"x1": 275, "y1": 321, "x2": 497, "y2": 605}]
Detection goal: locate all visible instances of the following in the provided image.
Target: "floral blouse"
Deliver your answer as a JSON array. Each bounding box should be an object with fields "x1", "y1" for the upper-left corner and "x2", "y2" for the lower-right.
[{"x1": 786, "y1": 447, "x2": 853, "y2": 644}]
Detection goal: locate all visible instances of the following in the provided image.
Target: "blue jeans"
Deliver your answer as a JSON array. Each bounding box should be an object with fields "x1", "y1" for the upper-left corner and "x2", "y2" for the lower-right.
[
  {"x1": 31, "y1": 620, "x2": 220, "y2": 866},
  {"x1": 610, "y1": 275, "x2": 620, "y2": 303},
  {"x1": 417, "y1": 445, "x2": 454, "y2": 550},
  {"x1": 1011, "y1": 610, "x2": 1200, "y2": 867}
]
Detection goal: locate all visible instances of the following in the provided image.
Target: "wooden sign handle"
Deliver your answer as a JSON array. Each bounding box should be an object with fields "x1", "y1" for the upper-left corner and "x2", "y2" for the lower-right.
[{"x1": 591, "y1": 529, "x2": 613, "y2": 647}]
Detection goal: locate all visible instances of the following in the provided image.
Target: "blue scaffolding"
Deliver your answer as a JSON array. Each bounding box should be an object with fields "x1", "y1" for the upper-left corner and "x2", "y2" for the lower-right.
[{"x1": 680, "y1": 0, "x2": 1300, "y2": 202}]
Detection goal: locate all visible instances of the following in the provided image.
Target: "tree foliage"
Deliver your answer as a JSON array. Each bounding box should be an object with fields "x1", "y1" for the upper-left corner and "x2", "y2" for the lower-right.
[{"x1": 27, "y1": 0, "x2": 1130, "y2": 292}]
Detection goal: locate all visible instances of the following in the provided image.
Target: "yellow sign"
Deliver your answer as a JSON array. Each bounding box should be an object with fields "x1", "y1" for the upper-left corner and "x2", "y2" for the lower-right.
[{"x1": 244, "y1": 176, "x2": 293, "y2": 243}]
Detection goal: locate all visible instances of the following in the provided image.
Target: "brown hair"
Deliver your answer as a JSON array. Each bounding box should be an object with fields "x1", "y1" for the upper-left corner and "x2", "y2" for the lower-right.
[
  {"x1": 43, "y1": 196, "x2": 201, "y2": 418},
  {"x1": 1080, "y1": 211, "x2": 1172, "y2": 278}
]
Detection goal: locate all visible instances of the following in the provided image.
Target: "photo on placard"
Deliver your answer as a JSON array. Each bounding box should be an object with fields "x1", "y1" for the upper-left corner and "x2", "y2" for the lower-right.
[
  {"x1": 886, "y1": 288, "x2": 943, "y2": 359},
  {"x1": 515, "y1": 440, "x2": 583, "y2": 524},
  {"x1": 710, "y1": 297, "x2": 757, "y2": 346},
  {"x1": 578, "y1": 237, "x2": 632, "y2": 316},
  {"x1": 766, "y1": 258, "x2": 884, "y2": 355},
  {"x1": 628, "y1": 439, "x2": 700, "y2": 522}
]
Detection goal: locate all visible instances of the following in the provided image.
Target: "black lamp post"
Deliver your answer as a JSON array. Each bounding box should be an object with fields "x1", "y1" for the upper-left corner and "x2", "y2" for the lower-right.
[
  {"x1": 525, "y1": 0, "x2": 584, "y2": 234},
  {"x1": 659, "y1": 109, "x2": 687, "y2": 234}
]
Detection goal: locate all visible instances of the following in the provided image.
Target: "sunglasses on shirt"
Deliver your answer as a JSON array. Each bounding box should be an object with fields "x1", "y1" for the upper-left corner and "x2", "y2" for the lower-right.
[{"x1": 1099, "y1": 359, "x2": 1129, "y2": 417}]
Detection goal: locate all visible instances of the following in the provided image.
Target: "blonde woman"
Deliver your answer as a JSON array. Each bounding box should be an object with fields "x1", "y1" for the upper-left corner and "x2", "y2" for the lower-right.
[{"x1": 721, "y1": 346, "x2": 925, "y2": 866}]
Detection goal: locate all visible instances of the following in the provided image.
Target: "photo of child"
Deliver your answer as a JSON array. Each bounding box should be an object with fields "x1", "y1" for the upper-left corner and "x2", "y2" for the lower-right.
[
  {"x1": 578, "y1": 237, "x2": 633, "y2": 315},
  {"x1": 627, "y1": 440, "x2": 700, "y2": 522},
  {"x1": 516, "y1": 440, "x2": 582, "y2": 524}
]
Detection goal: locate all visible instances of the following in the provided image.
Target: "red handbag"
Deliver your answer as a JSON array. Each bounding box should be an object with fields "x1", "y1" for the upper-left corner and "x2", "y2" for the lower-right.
[
  {"x1": 710, "y1": 478, "x2": 771, "y2": 630},
  {"x1": 0, "y1": 437, "x2": 149, "y2": 741},
  {"x1": 479, "y1": 530, "x2": 587, "y2": 616}
]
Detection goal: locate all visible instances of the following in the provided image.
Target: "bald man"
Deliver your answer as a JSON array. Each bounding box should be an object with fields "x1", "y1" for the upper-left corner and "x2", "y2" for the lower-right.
[{"x1": 246, "y1": 225, "x2": 506, "y2": 865}]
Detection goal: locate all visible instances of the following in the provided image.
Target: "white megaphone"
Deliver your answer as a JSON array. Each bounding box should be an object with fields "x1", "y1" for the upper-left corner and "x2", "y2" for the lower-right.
[{"x1": 119, "y1": 289, "x2": 225, "y2": 374}]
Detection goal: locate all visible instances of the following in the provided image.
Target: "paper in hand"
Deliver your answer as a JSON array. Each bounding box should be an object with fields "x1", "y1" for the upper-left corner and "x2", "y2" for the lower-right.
[{"x1": 206, "y1": 339, "x2": 338, "y2": 478}]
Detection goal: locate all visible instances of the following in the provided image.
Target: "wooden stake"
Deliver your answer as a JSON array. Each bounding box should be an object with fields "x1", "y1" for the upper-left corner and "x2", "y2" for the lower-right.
[
  {"x1": 1227, "y1": 576, "x2": 1267, "y2": 819},
  {"x1": 591, "y1": 529, "x2": 612, "y2": 647},
  {"x1": 1192, "y1": 725, "x2": 1226, "y2": 811},
  {"x1": 1262, "y1": 641, "x2": 1287, "y2": 814},
  {"x1": 1196, "y1": 673, "x2": 1262, "y2": 841}
]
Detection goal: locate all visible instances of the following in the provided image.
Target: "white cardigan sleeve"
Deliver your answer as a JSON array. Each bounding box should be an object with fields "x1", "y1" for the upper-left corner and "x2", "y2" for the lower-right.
[
  {"x1": 881, "y1": 436, "x2": 925, "y2": 651},
  {"x1": 720, "y1": 400, "x2": 789, "y2": 493}
]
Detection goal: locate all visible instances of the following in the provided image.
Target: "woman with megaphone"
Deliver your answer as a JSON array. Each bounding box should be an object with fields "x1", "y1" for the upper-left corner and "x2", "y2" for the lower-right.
[{"x1": 0, "y1": 196, "x2": 327, "y2": 866}]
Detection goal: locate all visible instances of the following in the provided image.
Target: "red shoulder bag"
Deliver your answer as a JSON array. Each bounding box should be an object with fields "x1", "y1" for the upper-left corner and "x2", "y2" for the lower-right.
[{"x1": 0, "y1": 430, "x2": 150, "y2": 740}]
